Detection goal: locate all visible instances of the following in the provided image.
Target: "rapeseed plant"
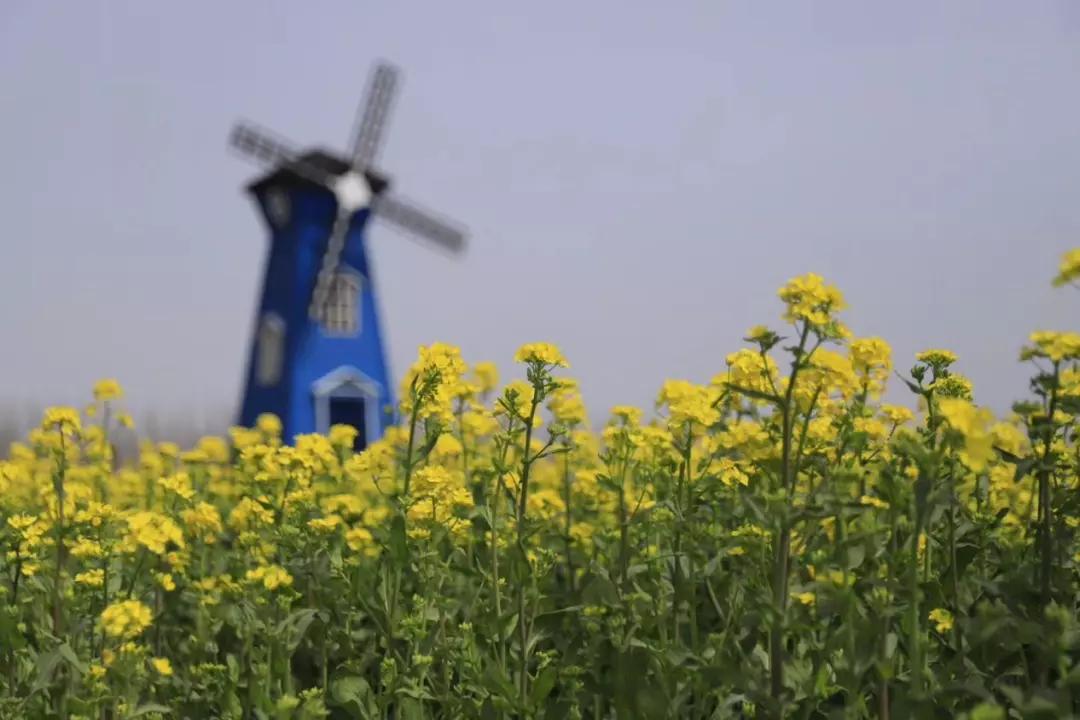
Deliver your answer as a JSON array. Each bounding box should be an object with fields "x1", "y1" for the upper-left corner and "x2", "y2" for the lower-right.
[{"x1": 0, "y1": 250, "x2": 1078, "y2": 718}]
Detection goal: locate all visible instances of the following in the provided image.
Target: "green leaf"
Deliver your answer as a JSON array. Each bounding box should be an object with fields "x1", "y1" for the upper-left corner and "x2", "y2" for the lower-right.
[
  {"x1": 506, "y1": 543, "x2": 531, "y2": 584},
  {"x1": 397, "y1": 685, "x2": 436, "y2": 701},
  {"x1": 32, "y1": 648, "x2": 64, "y2": 692},
  {"x1": 389, "y1": 513, "x2": 409, "y2": 564},
  {"x1": 501, "y1": 612, "x2": 519, "y2": 643},
  {"x1": 331, "y1": 675, "x2": 376, "y2": 719},
  {"x1": 276, "y1": 608, "x2": 318, "y2": 655},
  {"x1": 473, "y1": 505, "x2": 494, "y2": 530},
  {"x1": 529, "y1": 666, "x2": 558, "y2": 707},
  {"x1": 900, "y1": 376, "x2": 924, "y2": 397},
  {"x1": 884, "y1": 632, "x2": 898, "y2": 660},
  {"x1": 845, "y1": 544, "x2": 866, "y2": 570},
  {"x1": 725, "y1": 384, "x2": 782, "y2": 405},
  {"x1": 128, "y1": 704, "x2": 174, "y2": 717},
  {"x1": 1012, "y1": 457, "x2": 1037, "y2": 483},
  {"x1": 226, "y1": 653, "x2": 241, "y2": 683},
  {"x1": 482, "y1": 663, "x2": 517, "y2": 703},
  {"x1": 1019, "y1": 694, "x2": 1062, "y2": 719},
  {"x1": 399, "y1": 697, "x2": 426, "y2": 720},
  {"x1": 581, "y1": 576, "x2": 618, "y2": 606},
  {"x1": 57, "y1": 642, "x2": 86, "y2": 675},
  {"x1": 1057, "y1": 394, "x2": 1080, "y2": 416}
]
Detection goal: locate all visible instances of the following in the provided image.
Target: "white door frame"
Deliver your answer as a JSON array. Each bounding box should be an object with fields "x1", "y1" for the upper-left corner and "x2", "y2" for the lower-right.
[{"x1": 311, "y1": 366, "x2": 383, "y2": 439}]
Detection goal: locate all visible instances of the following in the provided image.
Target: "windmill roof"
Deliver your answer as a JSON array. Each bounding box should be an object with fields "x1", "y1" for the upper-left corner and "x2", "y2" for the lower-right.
[{"x1": 247, "y1": 149, "x2": 390, "y2": 196}]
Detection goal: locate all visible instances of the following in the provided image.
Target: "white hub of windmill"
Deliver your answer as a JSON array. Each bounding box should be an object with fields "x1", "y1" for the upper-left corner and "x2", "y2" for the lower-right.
[{"x1": 331, "y1": 171, "x2": 372, "y2": 212}]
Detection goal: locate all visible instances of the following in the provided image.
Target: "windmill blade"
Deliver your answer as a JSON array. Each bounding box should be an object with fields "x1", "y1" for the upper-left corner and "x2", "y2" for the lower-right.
[
  {"x1": 309, "y1": 207, "x2": 354, "y2": 320},
  {"x1": 371, "y1": 194, "x2": 466, "y2": 254},
  {"x1": 349, "y1": 63, "x2": 400, "y2": 170},
  {"x1": 230, "y1": 122, "x2": 330, "y2": 187}
]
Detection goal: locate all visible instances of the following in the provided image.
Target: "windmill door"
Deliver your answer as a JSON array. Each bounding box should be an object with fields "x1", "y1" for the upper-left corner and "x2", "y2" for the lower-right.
[
  {"x1": 312, "y1": 367, "x2": 382, "y2": 452},
  {"x1": 329, "y1": 396, "x2": 368, "y2": 451}
]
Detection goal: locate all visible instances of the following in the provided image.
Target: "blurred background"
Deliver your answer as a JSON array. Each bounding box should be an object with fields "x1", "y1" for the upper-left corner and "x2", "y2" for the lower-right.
[{"x1": 2, "y1": 1, "x2": 1079, "y2": 447}]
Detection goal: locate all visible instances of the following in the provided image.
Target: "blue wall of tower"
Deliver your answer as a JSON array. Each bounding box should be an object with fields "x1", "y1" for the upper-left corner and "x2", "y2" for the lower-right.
[{"x1": 238, "y1": 182, "x2": 395, "y2": 443}]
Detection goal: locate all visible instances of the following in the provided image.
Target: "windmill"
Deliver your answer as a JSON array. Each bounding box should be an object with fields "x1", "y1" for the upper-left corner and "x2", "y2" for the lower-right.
[{"x1": 230, "y1": 61, "x2": 465, "y2": 450}]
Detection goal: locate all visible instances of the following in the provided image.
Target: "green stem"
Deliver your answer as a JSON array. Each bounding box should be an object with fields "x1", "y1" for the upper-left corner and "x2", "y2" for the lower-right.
[
  {"x1": 516, "y1": 393, "x2": 541, "y2": 705},
  {"x1": 389, "y1": 394, "x2": 422, "y2": 667},
  {"x1": 562, "y1": 449, "x2": 575, "y2": 595},
  {"x1": 769, "y1": 321, "x2": 812, "y2": 711},
  {"x1": 909, "y1": 498, "x2": 924, "y2": 697},
  {"x1": 1038, "y1": 362, "x2": 1060, "y2": 609}
]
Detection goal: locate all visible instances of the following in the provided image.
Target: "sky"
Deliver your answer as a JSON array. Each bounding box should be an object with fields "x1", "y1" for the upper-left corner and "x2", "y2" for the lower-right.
[{"x1": 2, "y1": 1, "x2": 1079, "y2": 435}]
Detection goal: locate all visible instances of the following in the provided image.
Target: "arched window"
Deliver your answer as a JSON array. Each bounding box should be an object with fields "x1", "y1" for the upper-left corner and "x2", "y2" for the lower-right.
[
  {"x1": 319, "y1": 271, "x2": 361, "y2": 336},
  {"x1": 256, "y1": 313, "x2": 285, "y2": 385}
]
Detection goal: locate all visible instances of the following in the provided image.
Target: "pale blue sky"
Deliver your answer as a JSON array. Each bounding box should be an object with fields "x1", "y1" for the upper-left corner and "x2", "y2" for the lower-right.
[{"x1": 2, "y1": 1, "x2": 1079, "y2": 431}]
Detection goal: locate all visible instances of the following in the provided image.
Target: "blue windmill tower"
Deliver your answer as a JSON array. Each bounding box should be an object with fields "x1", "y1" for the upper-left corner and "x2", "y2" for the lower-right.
[{"x1": 229, "y1": 62, "x2": 466, "y2": 449}]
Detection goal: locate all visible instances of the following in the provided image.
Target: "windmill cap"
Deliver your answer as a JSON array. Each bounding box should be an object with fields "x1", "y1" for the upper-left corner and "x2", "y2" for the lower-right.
[{"x1": 247, "y1": 149, "x2": 390, "y2": 197}]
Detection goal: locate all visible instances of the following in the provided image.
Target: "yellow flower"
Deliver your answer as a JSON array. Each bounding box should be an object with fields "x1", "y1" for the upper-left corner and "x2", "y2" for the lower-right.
[
  {"x1": 246, "y1": 564, "x2": 294, "y2": 591},
  {"x1": 159, "y1": 472, "x2": 195, "y2": 500},
  {"x1": 70, "y1": 537, "x2": 105, "y2": 559},
  {"x1": 329, "y1": 424, "x2": 359, "y2": 449},
  {"x1": 937, "y1": 398, "x2": 995, "y2": 471},
  {"x1": 156, "y1": 573, "x2": 176, "y2": 592},
  {"x1": 745, "y1": 325, "x2": 773, "y2": 343},
  {"x1": 548, "y1": 385, "x2": 588, "y2": 425},
  {"x1": 794, "y1": 591, "x2": 816, "y2": 606},
  {"x1": 731, "y1": 524, "x2": 770, "y2": 540},
  {"x1": 819, "y1": 569, "x2": 853, "y2": 588},
  {"x1": 93, "y1": 379, "x2": 124, "y2": 402},
  {"x1": 100, "y1": 600, "x2": 153, "y2": 640},
  {"x1": 916, "y1": 349, "x2": 958, "y2": 367},
  {"x1": 399, "y1": 343, "x2": 468, "y2": 422},
  {"x1": 804, "y1": 349, "x2": 860, "y2": 399},
  {"x1": 345, "y1": 527, "x2": 379, "y2": 557},
  {"x1": 859, "y1": 494, "x2": 889, "y2": 510},
  {"x1": 719, "y1": 349, "x2": 780, "y2": 398},
  {"x1": 75, "y1": 569, "x2": 105, "y2": 588},
  {"x1": 473, "y1": 361, "x2": 500, "y2": 393},
  {"x1": 41, "y1": 407, "x2": 82, "y2": 435},
  {"x1": 930, "y1": 374, "x2": 974, "y2": 400},
  {"x1": 777, "y1": 273, "x2": 846, "y2": 328},
  {"x1": 228, "y1": 497, "x2": 274, "y2": 531},
  {"x1": 308, "y1": 516, "x2": 343, "y2": 533},
  {"x1": 256, "y1": 413, "x2": 283, "y2": 438},
  {"x1": 460, "y1": 409, "x2": 498, "y2": 439},
  {"x1": 431, "y1": 433, "x2": 464, "y2": 459},
  {"x1": 150, "y1": 657, "x2": 173, "y2": 676},
  {"x1": 609, "y1": 406, "x2": 643, "y2": 426},
  {"x1": 1052, "y1": 247, "x2": 1080, "y2": 287},
  {"x1": 716, "y1": 458, "x2": 750, "y2": 488},
  {"x1": 928, "y1": 607, "x2": 954, "y2": 633},
  {"x1": 181, "y1": 502, "x2": 223, "y2": 542},
  {"x1": 991, "y1": 422, "x2": 1029, "y2": 458},
  {"x1": 657, "y1": 380, "x2": 720, "y2": 428},
  {"x1": 1022, "y1": 331, "x2": 1080, "y2": 363},
  {"x1": 230, "y1": 426, "x2": 262, "y2": 450},
  {"x1": 853, "y1": 417, "x2": 889, "y2": 443},
  {"x1": 124, "y1": 512, "x2": 185, "y2": 555},
  {"x1": 850, "y1": 337, "x2": 892, "y2": 376},
  {"x1": 497, "y1": 380, "x2": 537, "y2": 422},
  {"x1": 881, "y1": 404, "x2": 914, "y2": 426},
  {"x1": 514, "y1": 342, "x2": 569, "y2": 368}
]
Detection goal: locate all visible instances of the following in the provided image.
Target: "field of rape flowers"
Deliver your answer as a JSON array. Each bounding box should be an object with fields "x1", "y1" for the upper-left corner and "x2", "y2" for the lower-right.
[{"x1": 3, "y1": 250, "x2": 1080, "y2": 720}]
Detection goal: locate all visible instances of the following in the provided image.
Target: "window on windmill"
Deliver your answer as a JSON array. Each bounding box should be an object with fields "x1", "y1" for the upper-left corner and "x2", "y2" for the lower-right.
[
  {"x1": 256, "y1": 313, "x2": 285, "y2": 385},
  {"x1": 320, "y1": 272, "x2": 361, "y2": 336}
]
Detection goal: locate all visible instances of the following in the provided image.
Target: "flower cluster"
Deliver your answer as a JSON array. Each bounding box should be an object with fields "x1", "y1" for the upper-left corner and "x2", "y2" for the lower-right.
[{"x1": 1, "y1": 248, "x2": 1077, "y2": 719}]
